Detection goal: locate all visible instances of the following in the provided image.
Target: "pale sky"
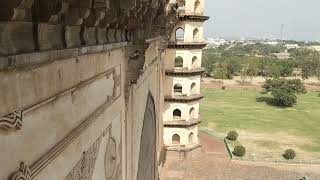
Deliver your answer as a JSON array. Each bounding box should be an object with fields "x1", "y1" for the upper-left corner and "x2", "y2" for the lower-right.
[{"x1": 204, "y1": 0, "x2": 320, "y2": 41}]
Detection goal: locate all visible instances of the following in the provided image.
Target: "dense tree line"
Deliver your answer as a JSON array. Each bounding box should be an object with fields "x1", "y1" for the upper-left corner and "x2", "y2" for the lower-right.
[{"x1": 203, "y1": 43, "x2": 320, "y2": 80}]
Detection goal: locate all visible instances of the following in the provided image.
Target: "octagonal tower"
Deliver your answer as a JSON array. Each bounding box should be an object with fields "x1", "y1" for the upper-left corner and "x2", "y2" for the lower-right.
[{"x1": 163, "y1": 0, "x2": 209, "y2": 158}]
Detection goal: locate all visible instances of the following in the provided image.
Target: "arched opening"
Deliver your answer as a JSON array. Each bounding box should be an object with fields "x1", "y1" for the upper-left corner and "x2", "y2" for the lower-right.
[
  {"x1": 172, "y1": 134, "x2": 180, "y2": 145},
  {"x1": 190, "y1": 82, "x2": 197, "y2": 94},
  {"x1": 188, "y1": 132, "x2": 194, "y2": 144},
  {"x1": 173, "y1": 109, "x2": 182, "y2": 119},
  {"x1": 189, "y1": 107, "x2": 196, "y2": 119},
  {"x1": 174, "y1": 83, "x2": 183, "y2": 95},
  {"x1": 193, "y1": 28, "x2": 199, "y2": 40},
  {"x1": 137, "y1": 93, "x2": 156, "y2": 180},
  {"x1": 175, "y1": 56, "x2": 184, "y2": 68},
  {"x1": 194, "y1": 0, "x2": 200, "y2": 14},
  {"x1": 192, "y1": 56, "x2": 198, "y2": 68},
  {"x1": 177, "y1": 0, "x2": 186, "y2": 13},
  {"x1": 176, "y1": 28, "x2": 184, "y2": 42}
]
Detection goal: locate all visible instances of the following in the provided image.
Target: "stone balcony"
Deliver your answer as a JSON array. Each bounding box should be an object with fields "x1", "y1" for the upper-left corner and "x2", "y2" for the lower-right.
[
  {"x1": 164, "y1": 118, "x2": 201, "y2": 127},
  {"x1": 165, "y1": 94, "x2": 204, "y2": 102},
  {"x1": 165, "y1": 67, "x2": 205, "y2": 76},
  {"x1": 167, "y1": 42, "x2": 207, "y2": 49}
]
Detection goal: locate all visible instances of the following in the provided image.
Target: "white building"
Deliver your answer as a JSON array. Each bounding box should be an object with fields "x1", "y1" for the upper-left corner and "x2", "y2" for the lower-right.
[{"x1": 163, "y1": 0, "x2": 209, "y2": 158}]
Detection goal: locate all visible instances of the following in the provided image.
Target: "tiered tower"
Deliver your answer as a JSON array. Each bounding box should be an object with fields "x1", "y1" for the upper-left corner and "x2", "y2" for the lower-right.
[{"x1": 163, "y1": 0, "x2": 209, "y2": 158}]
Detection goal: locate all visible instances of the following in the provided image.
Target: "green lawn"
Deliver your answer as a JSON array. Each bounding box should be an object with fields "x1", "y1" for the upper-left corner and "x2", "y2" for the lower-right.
[{"x1": 200, "y1": 88, "x2": 320, "y2": 160}]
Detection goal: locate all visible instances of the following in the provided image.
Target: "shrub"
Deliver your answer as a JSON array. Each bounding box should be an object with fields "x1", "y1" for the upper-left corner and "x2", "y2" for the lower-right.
[
  {"x1": 222, "y1": 86, "x2": 226, "y2": 90},
  {"x1": 283, "y1": 149, "x2": 296, "y2": 160},
  {"x1": 232, "y1": 145, "x2": 246, "y2": 157},
  {"x1": 226, "y1": 131, "x2": 238, "y2": 141}
]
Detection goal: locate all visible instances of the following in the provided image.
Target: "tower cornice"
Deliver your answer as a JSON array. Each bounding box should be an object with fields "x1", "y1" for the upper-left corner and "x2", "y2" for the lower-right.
[
  {"x1": 164, "y1": 118, "x2": 201, "y2": 127},
  {"x1": 178, "y1": 14, "x2": 210, "y2": 22},
  {"x1": 165, "y1": 68, "x2": 206, "y2": 76},
  {"x1": 167, "y1": 42, "x2": 207, "y2": 49},
  {"x1": 164, "y1": 94, "x2": 204, "y2": 102}
]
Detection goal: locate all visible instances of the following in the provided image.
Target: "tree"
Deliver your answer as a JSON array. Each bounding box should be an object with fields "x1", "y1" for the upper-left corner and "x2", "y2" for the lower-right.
[
  {"x1": 213, "y1": 63, "x2": 232, "y2": 79},
  {"x1": 262, "y1": 79, "x2": 306, "y2": 106}
]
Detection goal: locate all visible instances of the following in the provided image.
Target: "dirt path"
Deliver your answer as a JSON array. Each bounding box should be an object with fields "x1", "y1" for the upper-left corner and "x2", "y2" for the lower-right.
[
  {"x1": 201, "y1": 77, "x2": 320, "y2": 91},
  {"x1": 161, "y1": 132, "x2": 320, "y2": 180}
]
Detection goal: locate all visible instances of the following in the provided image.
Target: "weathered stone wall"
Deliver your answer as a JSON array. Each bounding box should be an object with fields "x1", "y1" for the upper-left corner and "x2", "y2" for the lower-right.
[
  {"x1": 0, "y1": 0, "x2": 181, "y2": 179},
  {"x1": 0, "y1": 45, "x2": 125, "y2": 180},
  {"x1": 0, "y1": 37, "x2": 165, "y2": 180}
]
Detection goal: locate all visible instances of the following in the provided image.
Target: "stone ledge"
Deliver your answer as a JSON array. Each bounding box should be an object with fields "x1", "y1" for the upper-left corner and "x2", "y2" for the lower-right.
[
  {"x1": 164, "y1": 118, "x2": 201, "y2": 127},
  {"x1": 178, "y1": 14, "x2": 210, "y2": 22},
  {"x1": 165, "y1": 67, "x2": 205, "y2": 76},
  {"x1": 165, "y1": 144, "x2": 201, "y2": 152},
  {"x1": 167, "y1": 42, "x2": 207, "y2": 49},
  {"x1": 0, "y1": 42, "x2": 132, "y2": 71},
  {"x1": 164, "y1": 94, "x2": 204, "y2": 102}
]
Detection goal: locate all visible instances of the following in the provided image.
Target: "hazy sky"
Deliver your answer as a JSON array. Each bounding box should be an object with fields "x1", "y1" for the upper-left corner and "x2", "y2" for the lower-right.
[{"x1": 204, "y1": 0, "x2": 320, "y2": 41}]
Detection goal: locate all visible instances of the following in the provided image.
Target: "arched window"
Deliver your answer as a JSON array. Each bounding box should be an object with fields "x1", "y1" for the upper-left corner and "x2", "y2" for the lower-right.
[
  {"x1": 188, "y1": 132, "x2": 194, "y2": 144},
  {"x1": 175, "y1": 56, "x2": 183, "y2": 68},
  {"x1": 176, "y1": 28, "x2": 184, "y2": 42},
  {"x1": 190, "y1": 82, "x2": 197, "y2": 94},
  {"x1": 172, "y1": 134, "x2": 180, "y2": 145},
  {"x1": 193, "y1": 28, "x2": 199, "y2": 40},
  {"x1": 194, "y1": 0, "x2": 200, "y2": 14},
  {"x1": 189, "y1": 107, "x2": 196, "y2": 119},
  {"x1": 192, "y1": 56, "x2": 198, "y2": 68},
  {"x1": 173, "y1": 109, "x2": 182, "y2": 119},
  {"x1": 174, "y1": 83, "x2": 183, "y2": 95},
  {"x1": 177, "y1": 0, "x2": 186, "y2": 13}
]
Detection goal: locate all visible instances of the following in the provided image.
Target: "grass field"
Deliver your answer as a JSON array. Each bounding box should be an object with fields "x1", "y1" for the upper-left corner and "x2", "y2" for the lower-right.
[{"x1": 200, "y1": 88, "x2": 320, "y2": 161}]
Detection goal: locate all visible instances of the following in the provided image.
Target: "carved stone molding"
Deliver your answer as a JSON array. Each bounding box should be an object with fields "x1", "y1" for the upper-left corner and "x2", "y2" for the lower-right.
[
  {"x1": 104, "y1": 136, "x2": 117, "y2": 179},
  {"x1": 0, "y1": 0, "x2": 178, "y2": 56},
  {"x1": 7, "y1": 67, "x2": 121, "y2": 179},
  {"x1": 64, "y1": 137, "x2": 102, "y2": 180},
  {"x1": 0, "y1": 110, "x2": 23, "y2": 131},
  {"x1": 9, "y1": 162, "x2": 31, "y2": 180},
  {"x1": 1, "y1": 66, "x2": 121, "y2": 132}
]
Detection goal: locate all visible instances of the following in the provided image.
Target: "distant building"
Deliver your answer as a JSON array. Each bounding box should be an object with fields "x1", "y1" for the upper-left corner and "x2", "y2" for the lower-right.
[
  {"x1": 273, "y1": 52, "x2": 290, "y2": 59},
  {"x1": 307, "y1": 45, "x2": 320, "y2": 52},
  {"x1": 285, "y1": 44, "x2": 300, "y2": 49},
  {"x1": 265, "y1": 41, "x2": 279, "y2": 46},
  {"x1": 205, "y1": 38, "x2": 227, "y2": 48}
]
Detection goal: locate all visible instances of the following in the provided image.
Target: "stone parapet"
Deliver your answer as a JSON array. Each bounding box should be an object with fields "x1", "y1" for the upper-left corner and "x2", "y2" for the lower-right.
[
  {"x1": 165, "y1": 67, "x2": 206, "y2": 76},
  {"x1": 164, "y1": 118, "x2": 201, "y2": 127},
  {"x1": 164, "y1": 94, "x2": 204, "y2": 102}
]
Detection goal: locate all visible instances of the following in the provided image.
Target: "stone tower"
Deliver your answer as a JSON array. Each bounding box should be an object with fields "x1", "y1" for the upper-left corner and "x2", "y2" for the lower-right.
[{"x1": 163, "y1": 0, "x2": 209, "y2": 157}]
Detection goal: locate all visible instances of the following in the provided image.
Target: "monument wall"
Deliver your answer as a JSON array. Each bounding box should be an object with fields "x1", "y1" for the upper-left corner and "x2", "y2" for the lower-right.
[{"x1": 0, "y1": 0, "x2": 180, "y2": 179}]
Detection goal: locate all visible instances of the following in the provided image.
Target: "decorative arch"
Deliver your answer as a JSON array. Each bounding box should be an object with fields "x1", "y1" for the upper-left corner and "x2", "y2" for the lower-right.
[
  {"x1": 189, "y1": 107, "x2": 196, "y2": 118},
  {"x1": 190, "y1": 82, "x2": 197, "y2": 94},
  {"x1": 173, "y1": 109, "x2": 182, "y2": 119},
  {"x1": 193, "y1": 28, "x2": 199, "y2": 40},
  {"x1": 177, "y1": 0, "x2": 186, "y2": 12},
  {"x1": 172, "y1": 134, "x2": 181, "y2": 145},
  {"x1": 137, "y1": 93, "x2": 157, "y2": 180},
  {"x1": 175, "y1": 56, "x2": 184, "y2": 68},
  {"x1": 174, "y1": 83, "x2": 183, "y2": 95},
  {"x1": 194, "y1": 0, "x2": 201, "y2": 14},
  {"x1": 188, "y1": 132, "x2": 194, "y2": 144},
  {"x1": 192, "y1": 56, "x2": 198, "y2": 68},
  {"x1": 175, "y1": 27, "x2": 184, "y2": 42}
]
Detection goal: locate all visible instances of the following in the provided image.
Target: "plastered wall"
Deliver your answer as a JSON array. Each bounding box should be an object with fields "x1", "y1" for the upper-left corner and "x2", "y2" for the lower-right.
[
  {"x1": 164, "y1": 76, "x2": 201, "y2": 96},
  {"x1": 165, "y1": 49, "x2": 202, "y2": 69},
  {"x1": 0, "y1": 39, "x2": 165, "y2": 180}
]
